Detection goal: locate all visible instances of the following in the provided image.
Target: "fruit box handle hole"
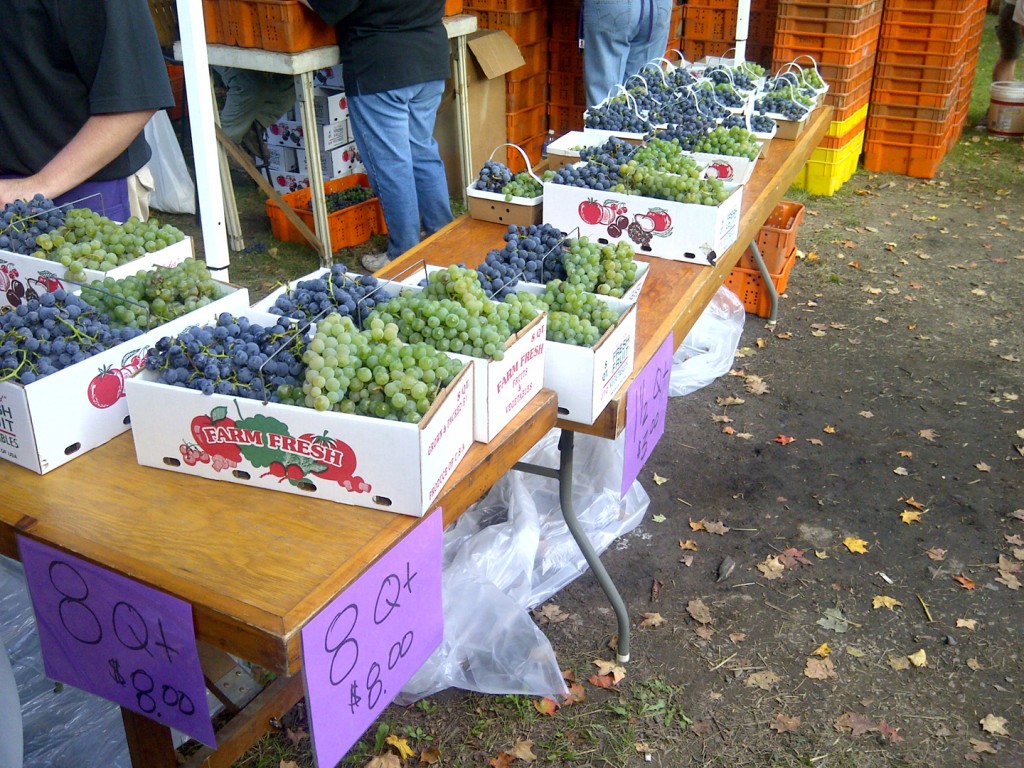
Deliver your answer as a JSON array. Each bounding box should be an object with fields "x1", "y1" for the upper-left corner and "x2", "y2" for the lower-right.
[
  {"x1": 63, "y1": 442, "x2": 82, "y2": 457},
  {"x1": 371, "y1": 495, "x2": 393, "y2": 507}
]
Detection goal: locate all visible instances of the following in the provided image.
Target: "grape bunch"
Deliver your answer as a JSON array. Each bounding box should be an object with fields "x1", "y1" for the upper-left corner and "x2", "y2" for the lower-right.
[
  {"x1": 720, "y1": 113, "x2": 777, "y2": 134},
  {"x1": 618, "y1": 146, "x2": 730, "y2": 206},
  {"x1": 547, "y1": 159, "x2": 624, "y2": 192},
  {"x1": 79, "y1": 258, "x2": 227, "y2": 330},
  {"x1": 322, "y1": 185, "x2": 375, "y2": 213},
  {"x1": 145, "y1": 312, "x2": 308, "y2": 401},
  {"x1": 477, "y1": 223, "x2": 568, "y2": 298},
  {"x1": 563, "y1": 237, "x2": 638, "y2": 297},
  {"x1": 276, "y1": 313, "x2": 465, "y2": 422},
  {"x1": 650, "y1": 115, "x2": 717, "y2": 146},
  {"x1": 756, "y1": 87, "x2": 814, "y2": 120},
  {"x1": 501, "y1": 170, "x2": 545, "y2": 201},
  {"x1": 267, "y1": 265, "x2": 382, "y2": 326},
  {"x1": 584, "y1": 96, "x2": 651, "y2": 133},
  {"x1": 473, "y1": 160, "x2": 513, "y2": 194},
  {"x1": 34, "y1": 208, "x2": 187, "y2": 282},
  {"x1": 647, "y1": 92, "x2": 712, "y2": 127},
  {"x1": 505, "y1": 280, "x2": 623, "y2": 347},
  {"x1": 367, "y1": 265, "x2": 514, "y2": 360},
  {"x1": 0, "y1": 290, "x2": 144, "y2": 385},
  {"x1": 703, "y1": 65, "x2": 756, "y2": 92},
  {"x1": 797, "y1": 68, "x2": 827, "y2": 90},
  {"x1": 0, "y1": 195, "x2": 66, "y2": 255},
  {"x1": 689, "y1": 126, "x2": 761, "y2": 161}
]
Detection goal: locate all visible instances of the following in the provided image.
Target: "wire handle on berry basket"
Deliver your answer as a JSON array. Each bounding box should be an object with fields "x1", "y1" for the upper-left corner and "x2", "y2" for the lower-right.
[
  {"x1": 637, "y1": 60, "x2": 669, "y2": 89},
  {"x1": 781, "y1": 55, "x2": 824, "y2": 89},
  {"x1": 624, "y1": 73, "x2": 651, "y2": 95},
  {"x1": 488, "y1": 143, "x2": 543, "y2": 184}
]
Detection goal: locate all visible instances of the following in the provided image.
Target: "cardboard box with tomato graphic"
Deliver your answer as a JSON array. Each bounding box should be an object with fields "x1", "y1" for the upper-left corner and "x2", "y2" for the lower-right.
[
  {"x1": 0, "y1": 236, "x2": 193, "y2": 313},
  {"x1": 0, "y1": 282, "x2": 248, "y2": 474},
  {"x1": 543, "y1": 171, "x2": 743, "y2": 267},
  {"x1": 125, "y1": 310, "x2": 475, "y2": 516}
]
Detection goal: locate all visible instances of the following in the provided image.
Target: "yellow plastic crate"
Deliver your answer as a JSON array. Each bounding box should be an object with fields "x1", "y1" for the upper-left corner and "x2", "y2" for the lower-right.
[
  {"x1": 791, "y1": 129, "x2": 865, "y2": 196},
  {"x1": 825, "y1": 103, "x2": 869, "y2": 137}
]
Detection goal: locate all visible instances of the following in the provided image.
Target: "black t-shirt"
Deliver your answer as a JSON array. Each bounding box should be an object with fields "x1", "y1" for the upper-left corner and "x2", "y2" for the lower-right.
[
  {"x1": 0, "y1": 0, "x2": 174, "y2": 181},
  {"x1": 307, "y1": 0, "x2": 450, "y2": 96}
]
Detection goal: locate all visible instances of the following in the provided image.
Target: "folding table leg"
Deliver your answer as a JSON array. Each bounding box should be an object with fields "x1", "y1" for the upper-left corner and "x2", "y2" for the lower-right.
[{"x1": 121, "y1": 707, "x2": 178, "y2": 768}]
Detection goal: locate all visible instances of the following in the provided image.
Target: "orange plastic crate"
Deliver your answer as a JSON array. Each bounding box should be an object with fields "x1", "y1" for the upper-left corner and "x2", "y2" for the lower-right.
[
  {"x1": 165, "y1": 62, "x2": 187, "y2": 121},
  {"x1": 548, "y1": 70, "x2": 586, "y2": 107},
  {"x1": 506, "y1": 72, "x2": 548, "y2": 112},
  {"x1": 684, "y1": 6, "x2": 738, "y2": 39},
  {"x1": 463, "y1": 0, "x2": 544, "y2": 10},
  {"x1": 505, "y1": 134, "x2": 546, "y2": 173},
  {"x1": 870, "y1": 100, "x2": 954, "y2": 125},
  {"x1": 547, "y1": 103, "x2": 584, "y2": 135},
  {"x1": 778, "y1": 0, "x2": 882, "y2": 23},
  {"x1": 738, "y1": 201, "x2": 805, "y2": 272},
  {"x1": 862, "y1": 138, "x2": 947, "y2": 179},
  {"x1": 881, "y1": 20, "x2": 967, "y2": 43},
  {"x1": 548, "y1": 38, "x2": 582, "y2": 74},
  {"x1": 776, "y1": 11, "x2": 881, "y2": 36},
  {"x1": 223, "y1": 0, "x2": 262, "y2": 47},
  {"x1": 881, "y1": 6, "x2": 966, "y2": 25},
  {"x1": 775, "y1": 22, "x2": 881, "y2": 56},
  {"x1": 202, "y1": 0, "x2": 232, "y2": 45},
  {"x1": 817, "y1": 118, "x2": 866, "y2": 150},
  {"x1": 266, "y1": 174, "x2": 384, "y2": 248},
  {"x1": 550, "y1": 4, "x2": 581, "y2": 39},
  {"x1": 472, "y1": 7, "x2": 548, "y2": 46},
  {"x1": 871, "y1": 83, "x2": 957, "y2": 111},
  {"x1": 257, "y1": 0, "x2": 336, "y2": 52},
  {"x1": 682, "y1": 39, "x2": 734, "y2": 62},
  {"x1": 883, "y1": 0, "x2": 969, "y2": 11},
  {"x1": 445, "y1": 0, "x2": 464, "y2": 14},
  {"x1": 671, "y1": 3, "x2": 684, "y2": 37},
  {"x1": 506, "y1": 104, "x2": 547, "y2": 141},
  {"x1": 514, "y1": 39, "x2": 549, "y2": 78},
  {"x1": 725, "y1": 247, "x2": 798, "y2": 318},
  {"x1": 692, "y1": 0, "x2": 739, "y2": 8},
  {"x1": 867, "y1": 112, "x2": 947, "y2": 145}
]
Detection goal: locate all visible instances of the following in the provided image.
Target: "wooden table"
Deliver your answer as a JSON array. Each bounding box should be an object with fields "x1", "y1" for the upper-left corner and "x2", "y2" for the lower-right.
[{"x1": 0, "y1": 105, "x2": 828, "y2": 767}]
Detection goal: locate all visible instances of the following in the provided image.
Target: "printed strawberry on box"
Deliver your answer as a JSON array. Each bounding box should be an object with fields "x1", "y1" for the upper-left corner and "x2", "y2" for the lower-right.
[
  {"x1": 0, "y1": 236, "x2": 193, "y2": 312},
  {"x1": 544, "y1": 170, "x2": 743, "y2": 267},
  {"x1": 0, "y1": 282, "x2": 248, "y2": 474},
  {"x1": 125, "y1": 310, "x2": 475, "y2": 517},
  {"x1": 515, "y1": 283, "x2": 637, "y2": 425}
]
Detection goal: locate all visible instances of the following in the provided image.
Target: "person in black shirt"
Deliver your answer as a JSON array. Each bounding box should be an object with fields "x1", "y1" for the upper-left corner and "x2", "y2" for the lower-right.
[
  {"x1": 0, "y1": 0, "x2": 174, "y2": 222},
  {"x1": 300, "y1": 0, "x2": 454, "y2": 271}
]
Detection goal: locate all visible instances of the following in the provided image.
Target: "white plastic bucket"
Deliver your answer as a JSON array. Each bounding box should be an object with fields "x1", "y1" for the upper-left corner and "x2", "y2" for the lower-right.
[{"x1": 988, "y1": 81, "x2": 1024, "y2": 137}]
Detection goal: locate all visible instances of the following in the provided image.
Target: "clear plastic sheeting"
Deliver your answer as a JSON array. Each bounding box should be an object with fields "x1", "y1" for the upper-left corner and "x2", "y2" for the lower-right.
[
  {"x1": 670, "y1": 285, "x2": 746, "y2": 397},
  {"x1": 0, "y1": 556, "x2": 131, "y2": 768},
  {"x1": 397, "y1": 429, "x2": 650, "y2": 704}
]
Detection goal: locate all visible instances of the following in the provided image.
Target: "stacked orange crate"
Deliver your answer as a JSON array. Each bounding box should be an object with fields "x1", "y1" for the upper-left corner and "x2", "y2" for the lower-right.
[
  {"x1": 746, "y1": 0, "x2": 779, "y2": 68},
  {"x1": 864, "y1": 0, "x2": 981, "y2": 178},
  {"x1": 682, "y1": 0, "x2": 739, "y2": 64},
  {"x1": 773, "y1": 0, "x2": 882, "y2": 194},
  {"x1": 948, "y1": 0, "x2": 989, "y2": 147},
  {"x1": 466, "y1": 0, "x2": 550, "y2": 171},
  {"x1": 548, "y1": 1, "x2": 585, "y2": 137},
  {"x1": 667, "y1": 1, "x2": 684, "y2": 57}
]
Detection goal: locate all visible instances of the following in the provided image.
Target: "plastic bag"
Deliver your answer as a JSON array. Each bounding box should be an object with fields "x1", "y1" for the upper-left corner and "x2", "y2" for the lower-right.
[
  {"x1": 144, "y1": 110, "x2": 196, "y2": 215},
  {"x1": 670, "y1": 285, "x2": 745, "y2": 397},
  {"x1": 397, "y1": 429, "x2": 650, "y2": 704}
]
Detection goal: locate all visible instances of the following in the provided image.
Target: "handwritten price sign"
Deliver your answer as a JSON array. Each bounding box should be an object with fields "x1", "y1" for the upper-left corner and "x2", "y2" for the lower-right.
[
  {"x1": 17, "y1": 536, "x2": 215, "y2": 747},
  {"x1": 302, "y1": 507, "x2": 443, "y2": 768},
  {"x1": 622, "y1": 333, "x2": 674, "y2": 497}
]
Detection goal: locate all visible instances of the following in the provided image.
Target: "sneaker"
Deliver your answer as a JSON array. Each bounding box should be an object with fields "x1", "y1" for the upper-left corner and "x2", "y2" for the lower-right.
[{"x1": 361, "y1": 252, "x2": 391, "y2": 272}]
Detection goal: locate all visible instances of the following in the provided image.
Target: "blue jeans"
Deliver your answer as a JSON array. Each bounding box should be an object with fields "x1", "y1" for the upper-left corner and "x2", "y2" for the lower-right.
[
  {"x1": 583, "y1": 0, "x2": 673, "y2": 108},
  {"x1": 347, "y1": 80, "x2": 453, "y2": 260}
]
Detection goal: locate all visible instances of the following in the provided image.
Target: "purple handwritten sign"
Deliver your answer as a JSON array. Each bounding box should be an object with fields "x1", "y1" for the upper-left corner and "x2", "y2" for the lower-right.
[
  {"x1": 17, "y1": 536, "x2": 215, "y2": 747},
  {"x1": 302, "y1": 507, "x2": 443, "y2": 768},
  {"x1": 622, "y1": 333, "x2": 674, "y2": 497}
]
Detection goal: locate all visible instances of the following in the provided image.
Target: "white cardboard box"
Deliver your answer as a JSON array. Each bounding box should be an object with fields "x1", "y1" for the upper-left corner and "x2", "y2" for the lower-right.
[
  {"x1": 0, "y1": 284, "x2": 249, "y2": 474},
  {"x1": 267, "y1": 145, "x2": 299, "y2": 173},
  {"x1": 265, "y1": 119, "x2": 349, "y2": 152},
  {"x1": 313, "y1": 66, "x2": 344, "y2": 89},
  {"x1": 512, "y1": 283, "x2": 637, "y2": 424},
  {"x1": 0, "y1": 237, "x2": 193, "y2": 312},
  {"x1": 311, "y1": 87, "x2": 349, "y2": 125},
  {"x1": 125, "y1": 320, "x2": 475, "y2": 517},
  {"x1": 688, "y1": 151, "x2": 758, "y2": 185},
  {"x1": 296, "y1": 140, "x2": 361, "y2": 180},
  {"x1": 269, "y1": 172, "x2": 311, "y2": 195},
  {"x1": 542, "y1": 170, "x2": 743, "y2": 267}
]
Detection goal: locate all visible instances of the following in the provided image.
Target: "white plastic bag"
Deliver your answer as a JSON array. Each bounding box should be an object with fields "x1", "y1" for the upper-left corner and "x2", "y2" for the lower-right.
[
  {"x1": 670, "y1": 285, "x2": 745, "y2": 397},
  {"x1": 396, "y1": 430, "x2": 650, "y2": 704},
  {"x1": 143, "y1": 110, "x2": 196, "y2": 215}
]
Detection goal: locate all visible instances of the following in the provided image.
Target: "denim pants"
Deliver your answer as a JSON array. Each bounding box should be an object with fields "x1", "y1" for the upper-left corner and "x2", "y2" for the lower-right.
[
  {"x1": 583, "y1": 0, "x2": 673, "y2": 108},
  {"x1": 347, "y1": 80, "x2": 454, "y2": 260}
]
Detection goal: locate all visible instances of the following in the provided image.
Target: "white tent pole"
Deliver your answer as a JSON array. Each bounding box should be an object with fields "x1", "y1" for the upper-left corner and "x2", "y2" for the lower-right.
[{"x1": 735, "y1": 0, "x2": 751, "y2": 63}]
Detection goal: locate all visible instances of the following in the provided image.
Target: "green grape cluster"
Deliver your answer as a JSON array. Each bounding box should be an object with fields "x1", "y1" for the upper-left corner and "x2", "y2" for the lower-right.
[
  {"x1": 502, "y1": 171, "x2": 544, "y2": 201},
  {"x1": 771, "y1": 84, "x2": 816, "y2": 109},
  {"x1": 690, "y1": 125, "x2": 761, "y2": 161},
  {"x1": 79, "y1": 258, "x2": 226, "y2": 330},
  {"x1": 277, "y1": 313, "x2": 464, "y2": 422},
  {"x1": 32, "y1": 208, "x2": 186, "y2": 282},
  {"x1": 368, "y1": 266, "x2": 514, "y2": 360},
  {"x1": 505, "y1": 280, "x2": 624, "y2": 348},
  {"x1": 737, "y1": 61, "x2": 766, "y2": 79},
  {"x1": 797, "y1": 68, "x2": 826, "y2": 90},
  {"x1": 617, "y1": 152, "x2": 730, "y2": 205},
  {"x1": 625, "y1": 138, "x2": 700, "y2": 175},
  {"x1": 563, "y1": 237, "x2": 638, "y2": 297}
]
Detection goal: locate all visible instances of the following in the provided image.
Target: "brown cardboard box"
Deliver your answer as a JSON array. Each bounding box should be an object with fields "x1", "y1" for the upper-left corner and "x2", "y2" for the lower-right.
[{"x1": 435, "y1": 30, "x2": 525, "y2": 197}]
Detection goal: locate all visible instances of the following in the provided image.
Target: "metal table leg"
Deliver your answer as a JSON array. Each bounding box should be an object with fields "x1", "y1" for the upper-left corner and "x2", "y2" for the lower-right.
[
  {"x1": 747, "y1": 239, "x2": 779, "y2": 328},
  {"x1": 514, "y1": 429, "x2": 631, "y2": 662}
]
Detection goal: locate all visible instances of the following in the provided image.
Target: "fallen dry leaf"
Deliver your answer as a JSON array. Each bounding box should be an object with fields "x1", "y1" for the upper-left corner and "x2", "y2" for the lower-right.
[
  {"x1": 533, "y1": 603, "x2": 570, "y2": 625},
  {"x1": 651, "y1": 513, "x2": 666, "y2": 523},
  {"x1": 711, "y1": 413, "x2": 733, "y2": 423},
  {"x1": 639, "y1": 612, "x2": 667, "y2": 629},
  {"x1": 745, "y1": 375, "x2": 770, "y2": 395},
  {"x1": 773, "y1": 434, "x2": 797, "y2": 445},
  {"x1": 703, "y1": 520, "x2": 730, "y2": 535},
  {"x1": 286, "y1": 728, "x2": 308, "y2": 746},
  {"x1": 859, "y1": 410, "x2": 874, "y2": 419},
  {"x1": 778, "y1": 548, "x2": 813, "y2": 568},
  {"x1": 844, "y1": 536, "x2": 869, "y2": 554},
  {"x1": 980, "y1": 714, "x2": 1010, "y2": 736},
  {"x1": 757, "y1": 555, "x2": 785, "y2": 580},
  {"x1": 694, "y1": 624, "x2": 715, "y2": 640},
  {"x1": 807, "y1": 437, "x2": 823, "y2": 445},
  {"x1": 419, "y1": 746, "x2": 441, "y2": 765},
  {"x1": 900, "y1": 510, "x2": 923, "y2": 524},
  {"x1": 873, "y1": 596, "x2": 903, "y2": 610},
  {"x1": 744, "y1": 670, "x2": 781, "y2": 690},
  {"x1": 365, "y1": 755, "x2": 401, "y2": 768},
  {"x1": 563, "y1": 681, "x2": 586, "y2": 705},
  {"x1": 280, "y1": 761, "x2": 300, "y2": 768},
  {"x1": 953, "y1": 574, "x2": 977, "y2": 590},
  {"x1": 489, "y1": 752, "x2": 514, "y2": 768},
  {"x1": 823, "y1": 425, "x2": 837, "y2": 434},
  {"x1": 919, "y1": 428, "x2": 939, "y2": 441},
  {"x1": 651, "y1": 579, "x2": 663, "y2": 600},
  {"x1": 925, "y1": 547, "x2": 947, "y2": 561},
  {"x1": 385, "y1": 735, "x2": 415, "y2": 761},
  {"x1": 722, "y1": 425, "x2": 737, "y2": 435},
  {"x1": 835, "y1": 712, "x2": 879, "y2": 736},
  {"x1": 897, "y1": 450, "x2": 913, "y2": 458},
  {"x1": 975, "y1": 462, "x2": 992, "y2": 472},
  {"x1": 729, "y1": 632, "x2": 746, "y2": 643},
  {"x1": 967, "y1": 658, "x2": 983, "y2": 671},
  {"x1": 811, "y1": 642, "x2": 831, "y2": 657},
  {"x1": 888, "y1": 654, "x2": 911, "y2": 671},
  {"x1": 903, "y1": 497, "x2": 926, "y2": 510},
  {"x1": 510, "y1": 739, "x2": 537, "y2": 762},
  {"x1": 893, "y1": 466, "x2": 910, "y2": 476},
  {"x1": 770, "y1": 713, "x2": 801, "y2": 734},
  {"x1": 687, "y1": 599, "x2": 713, "y2": 625},
  {"x1": 878, "y1": 720, "x2": 904, "y2": 743},
  {"x1": 652, "y1": 473, "x2": 668, "y2": 485},
  {"x1": 716, "y1": 396, "x2": 746, "y2": 407},
  {"x1": 956, "y1": 618, "x2": 978, "y2": 630},
  {"x1": 679, "y1": 539, "x2": 698, "y2": 551},
  {"x1": 804, "y1": 657, "x2": 837, "y2": 680},
  {"x1": 534, "y1": 697, "x2": 560, "y2": 715},
  {"x1": 689, "y1": 519, "x2": 705, "y2": 531},
  {"x1": 593, "y1": 659, "x2": 626, "y2": 683},
  {"x1": 969, "y1": 738, "x2": 998, "y2": 755},
  {"x1": 908, "y1": 649, "x2": 928, "y2": 668}
]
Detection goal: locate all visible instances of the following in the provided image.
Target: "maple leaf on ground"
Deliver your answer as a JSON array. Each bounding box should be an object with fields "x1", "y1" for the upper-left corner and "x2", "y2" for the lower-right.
[
  {"x1": 593, "y1": 659, "x2": 626, "y2": 683},
  {"x1": 639, "y1": 612, "x2": 667, "y2": 628},
  {"x1": 652, "y1": 473, "x2": 668, "y2": 485},
  {"x1": 908, "y1": 649, "x2": 928, "y2": 668},
  {"x1": 919, "y1": 428, "x2": 939, "y2": 441},
  {"x1": 563, "y1": 681, "x2": 586, "y2": 705},
  {"x1": 679, "y1": 538, "x2": 698, "y2": 551},
  {"x1": 757, "y1": 555, "x2": 785, "y2": 580},
  {"x1": 386, "y1": 735, "x2": 415, "y2": 761},
  {"x1": 806, "y1": 438, "x2": 823, "y2": 445},
  {"x1": 703, "y1": 520, "x2": 730, "y2": 535},
  {"x1": 588, "y1": 673, "x2": 617, "y2": 690},
  {"x1": 419, "y1": 746, "x2": 441, "y2": 765},
  {"x1": 888, "y1": 655, "x2": 911, "y2": 671},
  {"x1": 716, "y1": 396, "x2": 746, "y2": 407},
  {"x1": 779, "y1": 547, "x2": 813, "y2": 568},
  {"x1": 835, "y1": 712, "x2": 879, "y2": 736},
  {"x1": 903, "y1": 496, "x2": 927, "y2": 510},
  {"x1": 823, "y1": 425, "x2": 837, "y2": 433},
  {"x1": 364, "y1": 755, "x2": 401, "y2": 768},
  {"x1": 953, "y1": 574, "x2": 977, "y2": 590},
  {"x1": 925, "y1": 547, "x2": 947, "y2": 561},
  {"x1": 804, "y1": 657, "x2": 837, "y2": 680},
  {"x1": 878, "y1": 720, "x2": 904, "y2": 743},
  {"x1": 956, "y1": 618, "x2": 979, "y2": 630},
  {"x1": 280, "y1": 761, "x2": 300, "y2": 768},
  {"x1": 970, "y1": 738, "x2": 998, "y2": 755},
  {"x1": 711, "y1": 413, "x2": 734, "y2": 423},
  {"x1": 745, "y1": 375, "x2": 770, "y2": 395},
  {"x1": 817, "y1": 607, "x2": 852, "y2": 633},
  {"x1": 873, "y1": 596, "x2": 903, "y2": 610},
  {"x1": 689, "y1": 519, "x2": 706, "y2": 531},
  {"x1": 534, "y1": 697, "x2": 560, "y2": 715},
  {"x1": 859, "y1": 410, "x2": 874, "y2": 418},
  {"x1": 811, "y1": 642, "x2": 832, "y2": 657},
  {"x1": 489, "y1": 752, "x2": 515, "y2": 768},
  {"x1": 844, "y1": 536, "x2": 869, "y2": 554},
  {"x1": 533, "y1": 603, "x2": 570, "y2": 625},
  {"x1": 687, "y1": 599, "x2": 713, "y2": 624},
  {"x1": 744, "y1": 670, "x2": 781, "y2": 690},
  {"x1": 695, "y1": 624, "x2": 715, "y2": 640},
  {"x1": 893, "y1": 466, "x2": 910, "y2": 476},
  {"x1": 901, "y1": 510, "x2": 922, "y2": 524},
  {"x1": 510, "y1": 739, "x2": 537, "y2": 762},
  {"x1": 773, "y1": 434, "x2": 797, "y2": 445},
  {"x1": 770, "y1": 713, "x2": 802, "y2": 734},
  {"x1": 976, "y1": 461, "x2": 992, "y2": 472},
  {"x1": 980, "y1": 714, "x2": 1010, "y2": 736}
]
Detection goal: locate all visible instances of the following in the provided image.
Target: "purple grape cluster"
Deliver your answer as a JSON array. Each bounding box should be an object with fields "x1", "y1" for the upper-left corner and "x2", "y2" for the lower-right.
[
  {"x1": 473, "y1": 161, "x2": 513, "y2": 194},
  {"x1": 585, "y1": 98, "x2": 650, "y2": 133},
  {"x1": 0, "y1": 195, "x2": 66, "y2": 255},
  {"x1": 477, "y1": 224, "x2": 569, "y2": 298},
  {"x1": 0, "y1": 290, "x2": 143, "y2": 385},
  {"x1": 146, "y1": 312, "x2": 307, "y2": 401},
  {"x1": 267, "y1": 265, "x2": 382, "y2": 326}
]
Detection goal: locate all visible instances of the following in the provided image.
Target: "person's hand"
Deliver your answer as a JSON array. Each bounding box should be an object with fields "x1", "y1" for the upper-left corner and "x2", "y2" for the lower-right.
[{"x1": 0, "y1": 177, "x2": 43, "y2": 210}]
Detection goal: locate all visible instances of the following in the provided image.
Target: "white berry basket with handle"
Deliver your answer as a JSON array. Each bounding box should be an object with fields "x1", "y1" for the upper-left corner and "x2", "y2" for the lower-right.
[{"x1": 466, "y1": 144, "x2": 544, "y2": 227}]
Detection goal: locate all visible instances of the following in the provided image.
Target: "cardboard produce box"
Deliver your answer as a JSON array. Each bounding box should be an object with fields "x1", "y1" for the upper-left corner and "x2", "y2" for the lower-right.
[
  {"x1": 0, "y1": 236, "x2": 193, "y2": 312},
  {"x1": 542, "y1": 172, "x2": 743, "y2": 266},
  {"x1": 0, "y1": 283, "x2": 249, "y2": 474},
  {"x1": 125, "y1": 309, "x2": 475, "y2": 516},
  {"x1": 434, "y1": 29, "x2": 525, "y2": 197}
]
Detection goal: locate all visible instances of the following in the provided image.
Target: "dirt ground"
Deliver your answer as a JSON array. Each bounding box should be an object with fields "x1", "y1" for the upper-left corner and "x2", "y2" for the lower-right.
[{"x1": 156, "y1": 77, "x2": 1024, "y2": 768}]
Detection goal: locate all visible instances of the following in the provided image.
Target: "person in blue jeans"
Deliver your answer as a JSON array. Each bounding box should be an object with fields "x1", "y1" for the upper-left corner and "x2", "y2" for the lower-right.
[
  {"x1": 299, "y1": 0, "x2": 454, "y2": 272},
  {"x1": 583, "y1": 0, "x2": 673, "y2": 108}
]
